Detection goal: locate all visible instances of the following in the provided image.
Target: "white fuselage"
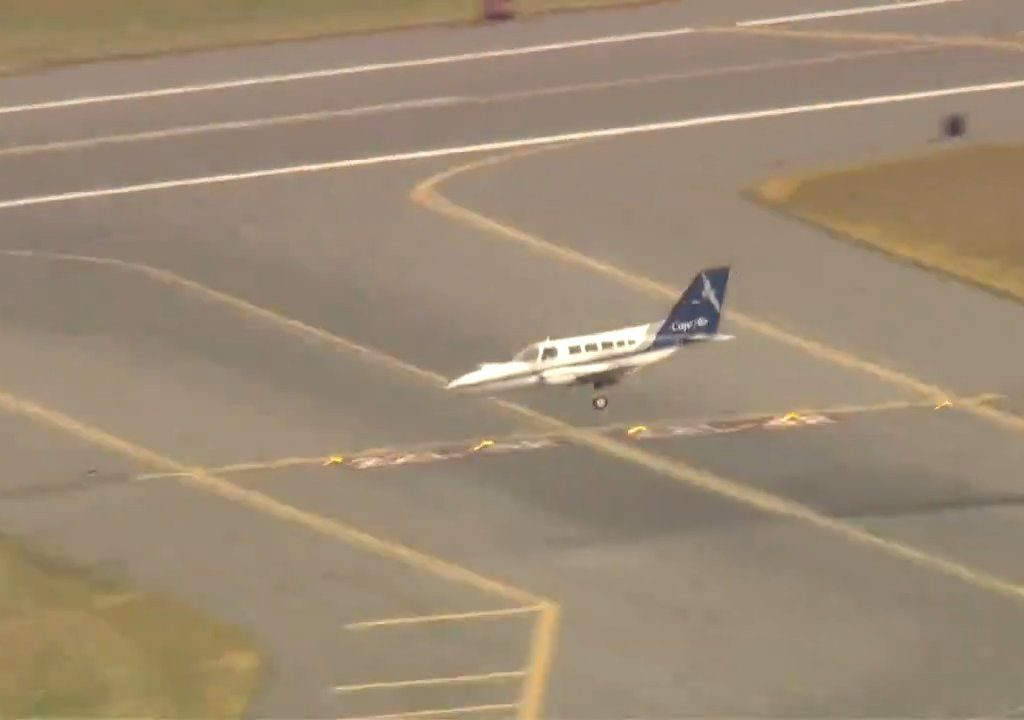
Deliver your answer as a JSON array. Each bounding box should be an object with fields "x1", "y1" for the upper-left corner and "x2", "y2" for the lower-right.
[{"x1": 446, "y1": 322, "x2": 676, "y2": 392}]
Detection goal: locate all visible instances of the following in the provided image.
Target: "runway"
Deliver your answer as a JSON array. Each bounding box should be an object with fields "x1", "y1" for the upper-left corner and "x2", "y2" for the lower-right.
[{"x1": 3, "y1": 0, "x2": 1024, "y2": 717}]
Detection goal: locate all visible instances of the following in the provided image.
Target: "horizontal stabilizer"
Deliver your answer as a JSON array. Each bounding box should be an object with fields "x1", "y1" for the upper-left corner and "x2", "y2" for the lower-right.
[{"x1": 684, "y1": 333, "x2": 734, "y2": 342}]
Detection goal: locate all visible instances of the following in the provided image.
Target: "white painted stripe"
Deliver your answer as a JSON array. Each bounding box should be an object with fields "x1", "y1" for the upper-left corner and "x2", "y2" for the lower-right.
[
  {"x1": 0, "y1": 0, "x2": 966, "y2": 116},
  {"x1": 0, "y1": 45, "x2": 921, "y2": 157},
  {"x1": 2, "y1": 75, "x2": 1019, "y2": 211},
  {"x1": 0, "y1": 28, "x2": 697, "y2": 116},
  {"x1": 0, "y1": 97, "x2": 465, "y2": 156},
  {"x1": 737, "y1": 0, "x2": 966, "y2": 27}
]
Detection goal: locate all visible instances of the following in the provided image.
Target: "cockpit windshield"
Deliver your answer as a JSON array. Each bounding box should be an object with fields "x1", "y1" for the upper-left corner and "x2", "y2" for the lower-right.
[{"x1": 513, "y1": 343, "x2": 540, "y2": 362}]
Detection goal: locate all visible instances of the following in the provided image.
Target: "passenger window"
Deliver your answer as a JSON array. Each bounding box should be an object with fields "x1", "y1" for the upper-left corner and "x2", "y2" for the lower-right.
[
  {"x1": 585, "y1": 343, "x2": 598, "y2": 352},
  {"x1": 569, "y1": 345, "x2": 581, "y2": 354},
  {"x1": 601, "y1": 341, "x2": 614, "y2": 350},
  {"x1": 616, "y1": 340, "x2": 625, "y2": 347},
  {"x1": 541, "y1": 346, "x2": 558, "y2": 360}
]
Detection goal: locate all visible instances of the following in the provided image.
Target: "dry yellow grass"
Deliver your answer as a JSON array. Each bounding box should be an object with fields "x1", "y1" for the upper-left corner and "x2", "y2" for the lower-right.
[
  {"x1": 0, "y1": 536, "x2": 261, "y2": 717},
  {"x1": 0, "y1": 0, "x2": 661, "y2": 75},
  {"x1": 749, "y1": 143, "x2": 1024, "y2": 303}
]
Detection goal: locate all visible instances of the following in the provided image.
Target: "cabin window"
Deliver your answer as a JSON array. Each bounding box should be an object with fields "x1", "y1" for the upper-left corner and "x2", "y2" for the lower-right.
[
  {"x1": 541, "y1": 346, "x2": 558, "y2": 360},
  {"x1": 585, "y1": 343, "x2": 598, "y2": 352},
  {"x1": 616, "y1": 340, "x2": 625, "y2": 347},
  {"x1": 601, "y1": 341, "x2": 614, "y2": 350},
  {"x1": 569, "y1": 345, "x2": 581, "y2": 354}
]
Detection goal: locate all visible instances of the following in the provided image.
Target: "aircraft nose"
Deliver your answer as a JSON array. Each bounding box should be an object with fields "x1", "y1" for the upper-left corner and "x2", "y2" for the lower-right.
[{"x1": 446, "y1": 372, "x2": 474, "y2": 389}]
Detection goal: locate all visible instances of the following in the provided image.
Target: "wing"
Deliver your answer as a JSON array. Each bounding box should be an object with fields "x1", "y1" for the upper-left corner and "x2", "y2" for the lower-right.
[
  {"x1": 540, "y1": 362, "x2": 639, "y2": 387},
  {"x1": 576, "y1": 366, "x2": 638, "y2": 386}
]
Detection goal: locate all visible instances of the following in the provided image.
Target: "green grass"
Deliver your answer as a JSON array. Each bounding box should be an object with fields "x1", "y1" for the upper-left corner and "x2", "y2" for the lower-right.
[
  {"x1": 0, "y1": 0, "x2": 661, "y2": 75},
  {"x1": 749, "y1": 143, "x2": 1024, "y2": 304},
  {"x1": 0, "y1": 535, "x2": 261, "y2": 718}
]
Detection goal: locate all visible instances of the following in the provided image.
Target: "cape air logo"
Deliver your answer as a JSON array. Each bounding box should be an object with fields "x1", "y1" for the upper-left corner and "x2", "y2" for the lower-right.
[
  {"x1": 689, "y1": 272, "x2": 722, "y2": 312},
  {"x1": 671, "y1": 316, "x2": 708, "y2": 333}
]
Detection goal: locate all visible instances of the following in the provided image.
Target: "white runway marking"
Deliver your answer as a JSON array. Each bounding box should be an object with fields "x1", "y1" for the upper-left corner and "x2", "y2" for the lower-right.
[
  {"x1": 0, "y1": 97, "x2": 465, "y2": 156},
  {"x1": 0, "y1": 0, "x2": 967, "y2": 116},
  {"x1": 0, "y1": 75, "x2": 1019, "y2": 211},
  {"x1": 736, "y1": 0, "x2": 966, "y2": 27},
  {"x1": 0, "y1": 44, "x2": 922, "y2": 157}
]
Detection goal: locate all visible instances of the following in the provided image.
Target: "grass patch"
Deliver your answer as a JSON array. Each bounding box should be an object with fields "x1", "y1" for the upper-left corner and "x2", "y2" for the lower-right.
[
  {"x1": 0, "y1": 535, "x2": 261, "y2": 718},
  {"x1": 0, "y1": 0, "x2": 660, "y2": 75},
  {"x1": 749, "y1": 143, "x2": 1024, "y2": 303}
]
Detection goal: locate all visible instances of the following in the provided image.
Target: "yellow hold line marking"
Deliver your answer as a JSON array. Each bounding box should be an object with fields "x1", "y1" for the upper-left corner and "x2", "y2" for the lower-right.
[
  {"x1": 338, "y1": 703, "x2": 519, "y2": 720},
  {"x1": 333, "y1": 670, "x2": 525, "y2": 693},
  {"x1": 519, "y1": 601, "x2": 560, "y2": 720},
  {"x1": 708, "y1": 24, "x2": 1024, "y2": 53},
  {"x1": 0, "y1": 248, "x2": 1013, "y2": 720},
  {"x1": 346, "y1": 605, "x2": 541, "y2": 630},
  {"x1": 0, "y1": 389, "x2": 548, "y2": 610},
  {"x1": 0, "y1": 249, "x2": 443, "y2": 387},
  {"x1": 411, "y1": 150, "x2": 1024, "y2": 440},
  {"x1": 496, "y1": 397, "x2": 1024, "y2": 606},
  {"x1": 0, "y1": 384, "x2": 557, "y2": 719},
  {"x1": 131, "y1": 392, "x2": 1002, "y2": 482}
]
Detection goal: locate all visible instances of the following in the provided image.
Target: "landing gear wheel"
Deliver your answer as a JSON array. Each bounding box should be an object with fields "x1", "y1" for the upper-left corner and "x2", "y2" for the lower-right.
[{"x1": 592, "y1": 395, "x2": 608, "y2": 411}]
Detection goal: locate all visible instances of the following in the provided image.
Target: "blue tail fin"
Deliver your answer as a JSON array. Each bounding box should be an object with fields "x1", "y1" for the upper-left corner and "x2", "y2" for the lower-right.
[{"x1": 654, "y1": 266, "x2": 730, "y2": 346}]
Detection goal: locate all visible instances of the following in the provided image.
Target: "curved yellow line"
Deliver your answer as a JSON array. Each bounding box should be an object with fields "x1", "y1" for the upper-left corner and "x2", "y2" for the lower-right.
[
  {"x1": 408, "y1": 143, "x2": 1024, "y2": 720},
  {"x1": 409, "y1": 149, "x2": 1024, "y2": 440}
]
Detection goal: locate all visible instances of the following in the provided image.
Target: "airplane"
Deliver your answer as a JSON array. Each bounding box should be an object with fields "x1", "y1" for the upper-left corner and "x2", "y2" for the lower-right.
[{"x1": 445, "y1": 266, "x2": 733, "y2": 410}]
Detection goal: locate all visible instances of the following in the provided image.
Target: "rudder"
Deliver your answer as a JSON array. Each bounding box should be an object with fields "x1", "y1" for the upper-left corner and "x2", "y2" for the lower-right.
[{"x1": 654, "y1": 266, "x2": 730, "y2": 345}]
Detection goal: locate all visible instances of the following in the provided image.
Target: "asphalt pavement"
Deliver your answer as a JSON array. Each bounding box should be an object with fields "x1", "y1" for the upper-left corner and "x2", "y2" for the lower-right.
[{"x1": 3, "y1": 1, "x2": 1024, "y2": 717}]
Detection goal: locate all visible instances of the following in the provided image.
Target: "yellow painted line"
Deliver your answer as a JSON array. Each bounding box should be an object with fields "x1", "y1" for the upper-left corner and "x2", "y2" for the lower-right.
[
  {"x1": 520, "y1": 602, "x2": 560, "y2": 720},
  {"x1": 172, "y1": 392, "x2": 1001, "y2": 481},
  {"x1": 333, "y1": 670, "x2": 525, "y2": 693},
  {"x1": 0, "y1": 249, "x2": 442, "y2": 388},
  {"x1": 6, "y1": 276, "x2": 1008, "y2": 618},
  {"x1": 347, "y1": 606, "x2": 541, "y2": 630},
  {"x1": 495, "y1": 397, "x2": 1024, "y2": 603},
  {"x1": 709, "y1": 24, "x2": 1024, "y2": 53},
  {"x1": 0, "y1": 0, "x2": 958, "y2": 119},
  {"x1": 0, "y1": 387, "x2": 559, "y2": 718},
  {"x1": 339, "y1": 703, "x2": 518, "y2": 720},
  {"x1": 0, "y1": 389, "x2": 547, "y2": 607},
  {"x1": 0, "y1": 252, "x2": 1012, "y2": 720},
  {"x1": 0, "y1": 46, "x2": 930, "y2": 160},
  {"x1": 133, "y1": 470, "x2": 194, "y2": 481},
  {"x1": 210, "y1": 457, "x2": 322, "y2": 474},
  {"x1": 714, "y1": 25, "x2": 926, "y2": 44},
  {"x1": 410, "y1": 153, "x2": 1024, "y2": 442},
  {"x1": 484, "y1": 42, "x2": 933, "y2": 105},
  {"x1": 787, "y1": 392, "x2": 1002, "y2": 417},
  {"x1": 0, "y1": 248, "x2": 559, "y2": 720}
]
